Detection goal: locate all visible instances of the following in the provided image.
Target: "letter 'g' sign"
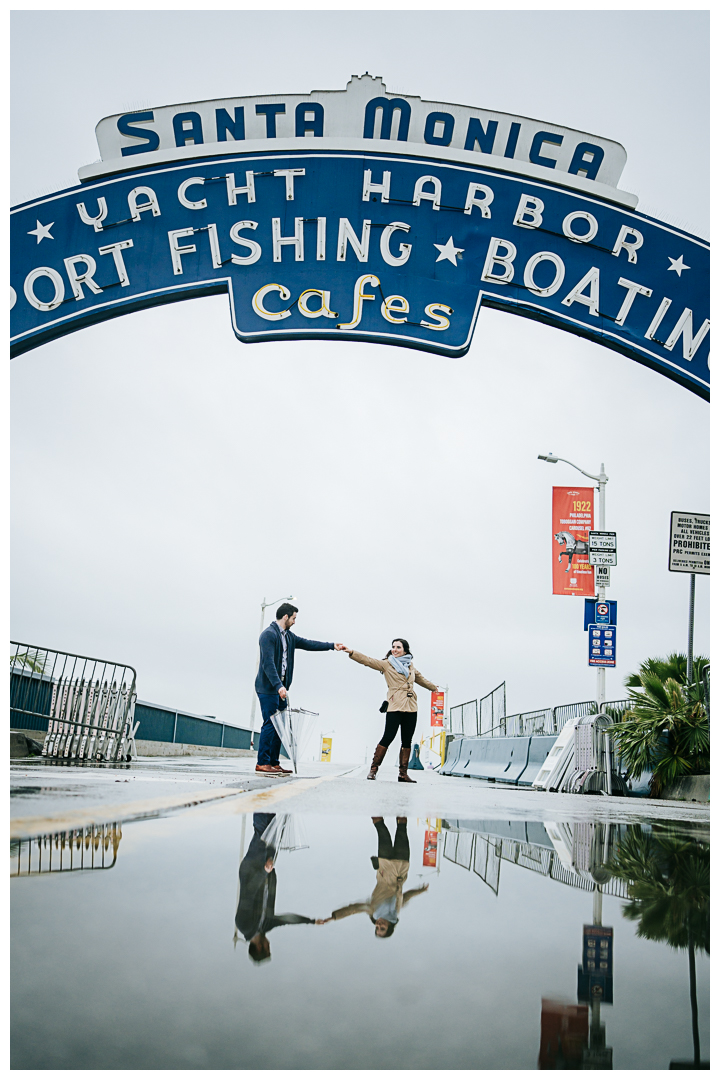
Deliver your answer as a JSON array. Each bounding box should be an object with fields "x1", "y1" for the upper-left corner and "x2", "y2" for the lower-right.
[{"x1": 10, "y1": 79, "x2": 709, "y2": 399}]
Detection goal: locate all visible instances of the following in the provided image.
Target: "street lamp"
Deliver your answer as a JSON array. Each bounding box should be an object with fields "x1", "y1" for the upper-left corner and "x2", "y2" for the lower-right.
[
  {"x1": 538, "y1": 453, "x2": 609, "y2": 706},
  {"x1": 248, "y1": 594, "x2": 298, "y2": 748}
]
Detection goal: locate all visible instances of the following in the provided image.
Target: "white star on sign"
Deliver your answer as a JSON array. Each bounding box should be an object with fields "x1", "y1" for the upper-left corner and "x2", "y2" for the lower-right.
[
  {"x1": 668, "y1": 255, "x2": 690, "y2": 276},
  {"x1": 28, "y1": 220, "x2": 55, "y2": 243},
  {"x1": 434, "y1": 236, "x2": 464, "y2": 266}
]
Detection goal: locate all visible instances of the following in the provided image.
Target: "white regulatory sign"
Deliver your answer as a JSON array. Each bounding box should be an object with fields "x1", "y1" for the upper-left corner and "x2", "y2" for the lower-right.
[
  {"x1": 669, "y1": 512, "x2": 709, "y2": 574},
  {"x1": 589, "y1": 551, "x2": 617, "y2": 566},
  {"x1": 589, "y1": 531, "x2": 617, "y2": 566},
  {"x1": 595, "y1": 566, "x2": 611, "y2": 588},
  {"x1": 589, "y1": 531, "x2": 617, "y2": 550}
]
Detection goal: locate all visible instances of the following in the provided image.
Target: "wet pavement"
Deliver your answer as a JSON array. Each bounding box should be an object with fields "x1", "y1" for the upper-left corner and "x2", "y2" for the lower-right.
[{"x1": 11, "y1": 760, "x2": 710, "y2": 1069}]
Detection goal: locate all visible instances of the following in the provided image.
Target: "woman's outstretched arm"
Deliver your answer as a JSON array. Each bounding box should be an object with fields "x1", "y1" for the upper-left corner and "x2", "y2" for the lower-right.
[
  {"x1": 347, "y1": 650, "x2": 386, "y2": 672},
  {"x1": 414, "y1": 670, "x2": 439, "y2": 691}
]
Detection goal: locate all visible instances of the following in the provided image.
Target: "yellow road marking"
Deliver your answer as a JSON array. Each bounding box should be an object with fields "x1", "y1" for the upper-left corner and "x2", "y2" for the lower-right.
[
  {"x1": 9, "y1": 778, "x2": 328, "y2": 840},
  {"x1": 183, "y1": 774, "x2": 334, "y2": 818}
]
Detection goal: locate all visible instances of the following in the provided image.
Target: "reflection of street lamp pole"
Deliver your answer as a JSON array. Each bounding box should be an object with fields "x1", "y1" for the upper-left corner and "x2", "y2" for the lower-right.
[
  {"x1": 538, "y1": 453, "x2": 609, "y2": 706},
  {"x1": 248, "y1": 595, "x2": 297, "y2": 749}
]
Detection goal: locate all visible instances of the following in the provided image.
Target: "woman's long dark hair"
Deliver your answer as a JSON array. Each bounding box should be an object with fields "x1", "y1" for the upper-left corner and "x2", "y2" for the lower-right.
[{"x1": 385, "y1": 638, "x2": 411, "y2": 659}]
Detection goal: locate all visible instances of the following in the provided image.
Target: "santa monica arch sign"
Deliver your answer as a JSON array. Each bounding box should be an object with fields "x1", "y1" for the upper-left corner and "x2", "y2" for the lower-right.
[{"x1": 11, "y1": 75, "x2": 709, "y2": 399}]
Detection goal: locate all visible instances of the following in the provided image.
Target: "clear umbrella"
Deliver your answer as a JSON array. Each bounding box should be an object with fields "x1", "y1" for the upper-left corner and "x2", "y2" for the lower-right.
[
  {"x1": 270, "y1": 705, "x2": 319, "y2": 773},
  {"x1": 260, "y1": 813, "x2": 308, "y2": 857}
]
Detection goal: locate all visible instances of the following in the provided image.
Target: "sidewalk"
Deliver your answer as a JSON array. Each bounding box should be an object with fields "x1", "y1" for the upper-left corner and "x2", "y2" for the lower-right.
[{"x1": 11, "y1": 756, "x2": 708, "y2": 838}]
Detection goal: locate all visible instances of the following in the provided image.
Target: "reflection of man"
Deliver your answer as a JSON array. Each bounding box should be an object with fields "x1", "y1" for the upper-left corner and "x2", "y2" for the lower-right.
[
  {"x1": 319, "y1": 817, "x2": 428, "y2": 938},
  {"x1": 255, "y1": 603, "x2": 344, "y2": 774},
  {"x1": 235, "y1": 813, "x2": 317, "y2": 963}
]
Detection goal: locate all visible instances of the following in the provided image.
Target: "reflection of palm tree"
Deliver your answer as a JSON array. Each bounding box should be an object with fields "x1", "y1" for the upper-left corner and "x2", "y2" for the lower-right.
[{"x1": 610, "y1": 825, "x2": 709, "y2": 1067}]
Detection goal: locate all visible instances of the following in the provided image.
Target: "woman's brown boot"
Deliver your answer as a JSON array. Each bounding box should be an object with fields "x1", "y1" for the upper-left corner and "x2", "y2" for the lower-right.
[
  {"x1": 398, "y1": 747, "x2": 416, "y2": 783},
  {"x1": 367, "y1": 743, "x2": 387, "y2": 779}
]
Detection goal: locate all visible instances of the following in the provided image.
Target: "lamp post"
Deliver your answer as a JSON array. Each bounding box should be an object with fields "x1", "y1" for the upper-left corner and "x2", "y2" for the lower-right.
[
  {"x1": 248, "y1": 594, "x2": 297, "y2": 749},
  {"x1": 538, "y1": 453, "x2": 609, "y2": 707}
]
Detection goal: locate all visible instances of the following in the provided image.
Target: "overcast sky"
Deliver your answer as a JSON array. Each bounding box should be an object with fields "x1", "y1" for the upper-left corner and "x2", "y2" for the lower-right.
[{"x1": 11, "y1": 9, "x2": 709, "y2": 762}]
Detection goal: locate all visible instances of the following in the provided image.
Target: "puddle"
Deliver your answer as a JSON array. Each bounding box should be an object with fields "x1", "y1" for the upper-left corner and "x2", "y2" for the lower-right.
[{"x1": 11, "y1": 809, "x2": 709, "y2": 1069}]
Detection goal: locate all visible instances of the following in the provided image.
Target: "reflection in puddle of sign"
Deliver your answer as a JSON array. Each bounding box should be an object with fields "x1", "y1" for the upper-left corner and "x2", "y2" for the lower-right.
[{"x1": 11, "y1": 811, "x2": 709, "y2": 1070}]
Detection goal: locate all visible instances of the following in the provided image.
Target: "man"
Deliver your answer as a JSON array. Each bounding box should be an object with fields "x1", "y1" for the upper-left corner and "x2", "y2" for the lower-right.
[
  {"x1": 254, "y1": 602, "x2": 343, "y2": 774},
  {"x1": 235, "y1": 813, "x2": 318, "y2": 963}
]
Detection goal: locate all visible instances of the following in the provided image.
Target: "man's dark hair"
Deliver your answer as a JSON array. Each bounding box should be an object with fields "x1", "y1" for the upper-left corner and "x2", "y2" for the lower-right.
[
  {"x1": 276, "y1": 603, "x2": 299, "y2": 620},
  {"x1": 248, "y1": 936, "x2": 272, "y2": 963}
]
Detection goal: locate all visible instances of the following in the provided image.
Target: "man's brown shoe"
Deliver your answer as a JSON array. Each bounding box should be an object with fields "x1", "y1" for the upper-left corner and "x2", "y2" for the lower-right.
[
  {"x1": 255, "y1": 764, "x2": 283, "y2": 774},
  {"x1": 273, "y1": 764, "x2": 293, "y2": 774}
]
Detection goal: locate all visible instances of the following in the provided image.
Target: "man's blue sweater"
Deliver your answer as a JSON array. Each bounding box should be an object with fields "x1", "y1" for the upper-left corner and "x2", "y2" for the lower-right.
[{"x1": 255, "y1": 621, "x2": 334, "y2": 695}]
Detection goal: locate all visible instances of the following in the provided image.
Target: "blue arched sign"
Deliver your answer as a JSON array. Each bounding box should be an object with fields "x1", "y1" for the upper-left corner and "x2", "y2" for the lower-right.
[{"x1": 11, "y1": 76, "x2": 709, "y2": 400}]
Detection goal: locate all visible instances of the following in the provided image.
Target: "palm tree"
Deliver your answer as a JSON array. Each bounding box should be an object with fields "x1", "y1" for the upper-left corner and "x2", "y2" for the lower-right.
[
  {"x1": 625, "y1": 653, "x2": 708, "y2": 707},
  {"x1": 611, "y1": 654, "x2": 709, "y2": 796}
]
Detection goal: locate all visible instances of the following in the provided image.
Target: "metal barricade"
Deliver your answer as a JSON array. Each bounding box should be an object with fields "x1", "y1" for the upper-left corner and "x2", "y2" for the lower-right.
[
  {"x1": 11, "y1": 823, "x2": 122, "y2": 876},
  {"x1": 10, "y1": 642, "x2": 137, "y2": 762},
  {"x1": 601, "y1": 698, "x2": 632, "y2": 722},
  {"x1": 464, "y1": 698, "x2": 600, "y2": 738},
  {"x1": 449, "y1": 699, "x2": 478, "y2": 735},
  {"x1": 552, "y1": 700, "x2": 598, "y2": 732},
  {"x1": 479, "y1": 682, "x2": 506, "y2": 735}
]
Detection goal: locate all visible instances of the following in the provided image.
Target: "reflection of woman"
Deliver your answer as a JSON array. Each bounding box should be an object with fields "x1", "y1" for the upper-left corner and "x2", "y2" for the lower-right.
[
  {"x1": 344, "y1": 638, "x2": 438, "y2": 781},
  {"x1": 320, "y1": 817, "x2": 428, "y2": 938},
  {"x1": 235, "y1": 813, "x2": 318, "y2": 963}
]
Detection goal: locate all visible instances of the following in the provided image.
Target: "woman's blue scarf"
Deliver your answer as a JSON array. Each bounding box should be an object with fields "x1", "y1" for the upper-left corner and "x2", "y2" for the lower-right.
[{"x1": 388, "y1": 653, "x2": 413, "y2": 678}]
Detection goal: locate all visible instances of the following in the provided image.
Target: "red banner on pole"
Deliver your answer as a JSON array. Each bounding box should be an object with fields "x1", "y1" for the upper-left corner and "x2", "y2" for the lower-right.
[
  {"x1": 552, "y1": 487, "x2": 595, "y2": 596},
  {"x1": 430, "y1": 690, "x2": 445, "y2": 727},
  {"x1": 423, "y1": 829, "x2": 438, "y2": 867}
]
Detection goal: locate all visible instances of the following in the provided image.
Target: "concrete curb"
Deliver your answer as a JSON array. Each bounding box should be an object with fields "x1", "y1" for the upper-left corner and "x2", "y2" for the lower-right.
[
  {"x1": 659, "y1": 774, "x2": 710, "y2": 803},
  {"x1": 135, "y1": 739, "x2": 255, "y2": 758}
]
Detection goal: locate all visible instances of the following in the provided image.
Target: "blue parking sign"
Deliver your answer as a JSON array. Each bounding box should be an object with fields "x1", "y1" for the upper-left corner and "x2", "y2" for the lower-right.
[{"x1": 588, "y1": 624, "x2": 616, "y2": 667}]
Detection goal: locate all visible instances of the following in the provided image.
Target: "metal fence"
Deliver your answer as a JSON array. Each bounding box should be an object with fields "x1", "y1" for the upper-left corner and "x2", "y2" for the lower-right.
[
  {"x1": 10, "y1": 642, "x2": 137, "y2": 762},
  {"x1": 450, "y1": 694, "x2": 635, "y2": 739},
  {"x1": 488, "y1": 700, "x2": 597, "y2": 738},
  {"x1": 11, "y1": 823, "x2": 122, "y2": 876},
  {"x1": 449, "y1": 699, "x2": 479, "y2": 735},
  {"x1": 479, "y1": 682, "x2": 506, "y2": 735}
]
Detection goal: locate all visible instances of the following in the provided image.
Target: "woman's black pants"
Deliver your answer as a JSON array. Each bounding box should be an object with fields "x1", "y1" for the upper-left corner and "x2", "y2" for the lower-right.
[
  {"x1": 379, "y1": 711, "x2": 417, "y2": 749},
  {"x1": 374, "y1": 819, "x2": 410, "y2": 862}
]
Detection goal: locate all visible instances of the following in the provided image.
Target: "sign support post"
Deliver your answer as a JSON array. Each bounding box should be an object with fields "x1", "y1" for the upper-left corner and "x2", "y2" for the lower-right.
[
  {"x1": 687, "y1": 573, "x2": 696, "y2": 687},
  {"x1": 595, "y1": 464, "x2": 608, "y2": 708},
  {"x1": 668, "y1": 511, "x2": 709, "y2": 696}
]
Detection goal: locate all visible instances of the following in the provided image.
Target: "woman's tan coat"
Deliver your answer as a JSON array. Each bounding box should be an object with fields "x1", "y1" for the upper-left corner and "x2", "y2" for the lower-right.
[
  {"x1": 348, "y1": 650, "x2": 438, "y2": 713},
  {"x1": 330, "y1": 860, "x2": 427, "y2": 922}
]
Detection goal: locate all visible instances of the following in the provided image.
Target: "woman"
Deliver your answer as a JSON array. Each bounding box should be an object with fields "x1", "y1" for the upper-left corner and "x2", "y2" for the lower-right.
[
  {"x1": 319, "y1": 817, "x2": 429, "y2": 937},
  {"x1": 345, "y1": 637, "x2": 438, "y2": 781}
]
